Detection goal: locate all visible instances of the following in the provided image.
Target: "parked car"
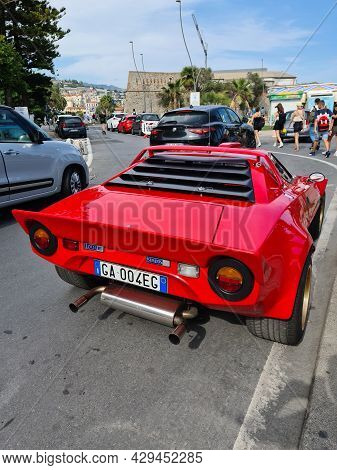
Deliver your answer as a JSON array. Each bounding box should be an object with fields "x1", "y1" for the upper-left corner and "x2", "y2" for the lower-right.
[
  {"x1": 55, "y1": 115, "x2": 87, "y2": 139},
  {"x1": 0, "y1": 105, "x2": 89, "y2": 208},
  {"x1": 283, "y1": 110, "x2": 311, "y2": 142},
  {"x1": 13, "y1": 143, "x2": 327, "y2": 346},
  {"x1": 107, "y1": 113, "x2": 126, "y2": 132},
  {"x1": 150, "y1": 105, "x2": 256, "y2": 147},
  {"x1": 132, "y1": 113, "x2": 160, "y2": 136},
  {"x1": 117, "y1": 115, "x2": 137, "y2": 134}
]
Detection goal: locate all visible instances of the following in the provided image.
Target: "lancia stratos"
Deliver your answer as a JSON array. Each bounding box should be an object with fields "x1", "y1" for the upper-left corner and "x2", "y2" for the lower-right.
[{"x1": 13, "y1": 144, "x2": 327, "y2": 346}]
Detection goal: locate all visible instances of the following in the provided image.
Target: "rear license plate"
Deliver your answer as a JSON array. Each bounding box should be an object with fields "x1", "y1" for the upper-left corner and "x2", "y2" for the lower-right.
[{"x1": 94, "y1": 260, "x2": 168, "y2": 293}]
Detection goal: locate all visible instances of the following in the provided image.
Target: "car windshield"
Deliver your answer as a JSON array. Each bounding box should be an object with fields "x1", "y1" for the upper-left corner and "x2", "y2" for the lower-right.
[
  {"x1": 115, "y1": 114, "x2": 124, "y2": 119},
  {"x1": 160, "y1": 111, "x2": 210, "y2": 125},
  {"x1": 127, "y1": 116, "x2": 136, "y2": 121},
  {"x1": 142, "y1": 114, "x2": 159, "y2": 121}
]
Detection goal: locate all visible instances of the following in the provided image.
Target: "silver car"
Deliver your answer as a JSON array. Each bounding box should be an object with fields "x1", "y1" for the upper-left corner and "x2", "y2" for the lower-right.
[
  {"x1": 283, "y1": 110, "x2": 311, "y2": 142},
  {"x1": 0, "y1": 106, "x2": 89, "y2": 209}
]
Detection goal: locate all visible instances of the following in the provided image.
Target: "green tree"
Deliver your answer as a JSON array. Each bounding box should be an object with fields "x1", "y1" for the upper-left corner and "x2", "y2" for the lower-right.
[
  {"x1": 247, "y1": 72, "x2": 264, "y2": 108},
  {"x1": 201, "y1": 91, "x2": 230, "y2": 106},
  {"x1": 225, "y1": 78, "x2": 253, "y2": 113},
  {"x1": 158, "y1": 79, "x2": 185, "y2": 110},
  {"x1": 180, "y1": 66, "x2": 214, "y2": 92},
  {"x1": 48, "y1": 83, "x2": 66, "y2": 112},
  {"x1": 96, "y1": 94, "x2": 115, "y2": 116},
  {"x1": 0, "y1": 35, "x2": 26, "y2": 105},
  {"x1": 0, "y1": 0, "x2": 68, "y2": 116}
]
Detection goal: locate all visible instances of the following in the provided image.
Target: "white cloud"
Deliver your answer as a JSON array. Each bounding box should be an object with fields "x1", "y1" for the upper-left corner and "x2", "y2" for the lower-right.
[{"x1": 51, "y1": 0, "x2": 310, "y2": 87}]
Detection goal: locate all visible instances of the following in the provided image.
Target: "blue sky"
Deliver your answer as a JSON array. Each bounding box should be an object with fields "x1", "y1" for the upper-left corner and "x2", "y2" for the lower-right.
[{"x1": 51, "y1": 0, "x2": 337, "y2": 88}]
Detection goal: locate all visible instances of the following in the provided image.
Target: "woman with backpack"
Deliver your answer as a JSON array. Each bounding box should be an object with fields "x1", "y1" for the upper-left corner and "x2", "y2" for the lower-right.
[
  {"x1": 273, "y1": 103, "x2": 286, "y2": 148},
  {"x1": 290, "y1": 104, "x2": 304, "y2": 151},
  {"x1": 249, "y1": 107, "x2": 264, "y2": 148}
]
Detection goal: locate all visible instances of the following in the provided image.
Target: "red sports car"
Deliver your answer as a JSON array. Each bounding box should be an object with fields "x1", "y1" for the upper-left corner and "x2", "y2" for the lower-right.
[
  {"x1": 117, "y1": 115, "x2": 136, "y2": 134},
  {"x1": 13, "y1": 144, "x2": 327, "y2": 346}
]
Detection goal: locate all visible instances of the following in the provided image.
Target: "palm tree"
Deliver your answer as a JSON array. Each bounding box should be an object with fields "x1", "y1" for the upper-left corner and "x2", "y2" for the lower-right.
[
  {"x1": 158, "y1": 79, "x2": 184, "y2": 110},
  {"x1": 225, "y1": 78, "x2": 253, "y2": 113}
]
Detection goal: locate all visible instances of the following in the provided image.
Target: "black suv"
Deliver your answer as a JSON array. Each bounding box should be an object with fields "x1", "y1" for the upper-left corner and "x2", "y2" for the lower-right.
[
  {"x1": 56, "y1": 116, "x2": 87, "y2": 139},
  {"x1": 150, "y1": 105, "x2": 255, "y2": 148}
]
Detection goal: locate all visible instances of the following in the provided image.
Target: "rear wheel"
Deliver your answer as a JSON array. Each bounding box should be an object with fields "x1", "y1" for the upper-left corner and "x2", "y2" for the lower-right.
[
  {"x1": 55, "y1": 266, "x2": 104, "y2": 290},
  {"x1": 309, "y1": 194, "x2": 325, "y2": 241},
  {"x1": 246, "y1": 254, "x2": 312, "y2": 345},
  {"x1": 61, "y1": 167, "x2": 83, "y2": 197}
]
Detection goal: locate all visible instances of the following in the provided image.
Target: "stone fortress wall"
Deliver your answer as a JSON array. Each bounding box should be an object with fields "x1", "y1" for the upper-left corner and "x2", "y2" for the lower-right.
[{"x1": 124, "y1": 71, "x2": 180, "y2": 116}]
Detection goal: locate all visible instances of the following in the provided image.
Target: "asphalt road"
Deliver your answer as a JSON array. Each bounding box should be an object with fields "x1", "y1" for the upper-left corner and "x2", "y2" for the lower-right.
[{"x1": 1, "y1": 127, "x2": 337, "y2": 449}]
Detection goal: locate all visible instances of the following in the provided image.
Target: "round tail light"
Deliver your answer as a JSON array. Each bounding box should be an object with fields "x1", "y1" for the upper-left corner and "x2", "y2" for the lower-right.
[
  {"x1": 209, "y1": 258, "x2": 254, "y2": 301},
  {"x1": 216, "y1": 267, "x2": 243, "y2": 293},
  {"x1": 29, "y1": 223, "x2": 58, "y2": 256}
]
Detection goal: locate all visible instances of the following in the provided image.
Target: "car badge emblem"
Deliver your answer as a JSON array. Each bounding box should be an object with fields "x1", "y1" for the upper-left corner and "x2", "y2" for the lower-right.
[
  {"x1": 84, "y1": 243, "x2": 104, "y2": 253},
  {"x1": 173, "y1": 127, "x2": 177, "y2": 132},
  {"x1": 146, "y1": 256, "x2": 171, "y2": 267}
]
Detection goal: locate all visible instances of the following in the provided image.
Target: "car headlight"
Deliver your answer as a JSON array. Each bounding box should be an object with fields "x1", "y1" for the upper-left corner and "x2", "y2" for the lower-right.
[{"x1": 208, "y1": 258, "x2": 254, "y2": 301}]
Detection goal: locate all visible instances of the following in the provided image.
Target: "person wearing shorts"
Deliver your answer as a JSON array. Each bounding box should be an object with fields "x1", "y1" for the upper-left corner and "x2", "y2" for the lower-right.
[
  {"x1": 290, "y1": 104, "x2": 304, "y2": 151},
  {"x1": 311, "y1": 100, "x2": 333, "y2": 158},
  {"x1": 249, "y1": 107, "x2": 264, "y2": 147}
]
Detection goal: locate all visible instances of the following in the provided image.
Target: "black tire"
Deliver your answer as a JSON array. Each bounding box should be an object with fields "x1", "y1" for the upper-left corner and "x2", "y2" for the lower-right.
[
  {"x1": 61, "y1": 167, "x2": 83, "y2": 197},
  {"x1": 309, "y1": 194, "x2": 325, "y2": 241},
  {"x1": 55, "y1": 266, "x2": 103, "y2": 290},
  {"x1": 246, "y1": 254, "x2": 313, "y2": 345},
  {"x1": 241, "y1": 131, "x2": 256, "y2": 148}
]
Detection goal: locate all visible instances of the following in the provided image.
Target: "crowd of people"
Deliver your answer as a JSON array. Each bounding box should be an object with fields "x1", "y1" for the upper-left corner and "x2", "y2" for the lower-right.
[{"x1": 249, "y1": 100, "x2": 337, "y2": 157}]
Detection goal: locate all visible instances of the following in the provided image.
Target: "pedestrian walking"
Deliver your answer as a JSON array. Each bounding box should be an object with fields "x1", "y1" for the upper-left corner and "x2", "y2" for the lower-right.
[
  {"x1": 273, "y1": 103, "x2": 286, "y2": 148},
  {"x1": 249, "y1": 107, "x2": 265, "y2": 148},
  {"x1": 309, "y1": 98, "x2": 321, "y2": 151},
  {"x1": 290, "y1": 104, "x2": 304, "y2": 151},
  {"x1": 310, "y1": 100, "x2": 333, "y2": 158},
  {"x1": 99, "y1": 112, "x2": 107, "y2": 135},
  {"x1": 328, "y1": 102, "x2": 337, "y2": 157}
]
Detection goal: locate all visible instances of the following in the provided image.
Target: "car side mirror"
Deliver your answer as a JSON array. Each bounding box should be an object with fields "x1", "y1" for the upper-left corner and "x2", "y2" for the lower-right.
[
  {"x1": 308, "y1": 172, "x2": 325, "y2": 183},
  {"x1": 31, "y1": 129, "x2": 44, "y2": 144}
]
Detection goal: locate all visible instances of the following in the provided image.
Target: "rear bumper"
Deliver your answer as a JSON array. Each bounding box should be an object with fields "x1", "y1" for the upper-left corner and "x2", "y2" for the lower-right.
[{"x1": 150, "y1": 136, "x2": 210, "y2": 146}]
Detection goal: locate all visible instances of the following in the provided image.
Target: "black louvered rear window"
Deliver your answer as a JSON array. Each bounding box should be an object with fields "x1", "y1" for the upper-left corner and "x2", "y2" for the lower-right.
[{"x1": 106, "y1": 154, "x2": 254, "y2": 202}]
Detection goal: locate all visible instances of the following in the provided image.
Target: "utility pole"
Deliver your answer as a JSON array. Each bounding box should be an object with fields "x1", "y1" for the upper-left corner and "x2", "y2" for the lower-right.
[
  {"x1": 176, "y1": 0, "x2": 196, "y2": 92},
  {"x1": 140, "y1": 53, "x2": 152, "y2": 112},
  {"x1": 192, "y1": 13, "x2": 208, "y2": 69},
  {"x1": 129, "y1": 41, "x2": 146, "y2": 112}
]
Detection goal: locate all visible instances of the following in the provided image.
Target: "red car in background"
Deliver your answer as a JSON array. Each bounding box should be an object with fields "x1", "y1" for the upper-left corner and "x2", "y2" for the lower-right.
[
  {"x1": 13, "y1": 144, "x2": 327, "y2": 346},
  {"x1": 117, "y1": 115, "x2": 136, "y2": 134}
]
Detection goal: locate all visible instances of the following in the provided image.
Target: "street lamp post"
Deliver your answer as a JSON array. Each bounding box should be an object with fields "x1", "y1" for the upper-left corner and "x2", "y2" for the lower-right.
[
  {"x1": 129, "y1": 41, "x2": 146, "y2": 113},
  {"x1": 176, "y1": 0, "x2": 196, "y2": 92}
]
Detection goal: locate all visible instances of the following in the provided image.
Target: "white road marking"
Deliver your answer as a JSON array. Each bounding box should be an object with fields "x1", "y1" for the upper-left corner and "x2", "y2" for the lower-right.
[
  {"x1": 233, "y1": 153, "x2": 337, "y2": 450},
  {"x1": 274, "y1": 151, "x2": 337, "y2": 170}
]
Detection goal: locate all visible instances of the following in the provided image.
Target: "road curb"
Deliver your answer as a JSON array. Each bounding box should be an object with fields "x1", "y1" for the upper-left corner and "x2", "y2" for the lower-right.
[{"x1": 300, "y1": 266, "x2": 337, "y2": 448}]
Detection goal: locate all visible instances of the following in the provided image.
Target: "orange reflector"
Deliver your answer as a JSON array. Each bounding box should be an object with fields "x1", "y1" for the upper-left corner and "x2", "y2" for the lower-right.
[
  {"x1": 33, "y1": 228, "x2": 50, "y2": 251},
  {"x1": 216, "y1": 266, "x2": 243, "y2": 293}
]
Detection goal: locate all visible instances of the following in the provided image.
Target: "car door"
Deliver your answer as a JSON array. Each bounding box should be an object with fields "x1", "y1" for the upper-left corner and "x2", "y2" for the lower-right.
[
  {"x1": 0, "y1": 108, "x2": 57, "y2": 202},
  {"x1": 224, "y1": 108, "x2": 242, "y2": 141}
]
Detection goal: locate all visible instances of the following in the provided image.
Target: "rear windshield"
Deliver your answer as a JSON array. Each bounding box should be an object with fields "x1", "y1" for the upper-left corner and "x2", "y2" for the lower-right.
[
  {"x1": 142, "y1": 114, "x2": 159, "y2": 121},
  {"x1": 160, "y1": 111, "x2": 209, "y2": 125},
  {"x1": 127, "y1": 116, "x2": 136, "y2": 121},
  {"x1": 63, "y1": 117, "x2": 82, "y2": 124},
  {"x1": 115, "y1": 114, "x2": 125, "y2": 119}
]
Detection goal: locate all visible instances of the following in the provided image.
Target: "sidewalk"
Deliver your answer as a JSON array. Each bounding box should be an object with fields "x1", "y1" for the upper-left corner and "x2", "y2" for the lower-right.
[{"x1": 300, "y1": 274, "x2": 337, "y2": 449}]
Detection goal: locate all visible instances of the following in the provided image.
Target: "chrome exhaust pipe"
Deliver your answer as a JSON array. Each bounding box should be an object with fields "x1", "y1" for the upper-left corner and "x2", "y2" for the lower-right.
[
  {"x1": 69, "y1": 286, "x2": 106, "y2": 313},
  {"x1": 169, "y1": 323, "x2": 187, "y2": 345},
  {"x1": 69, "y1": 283, "x2": 199, "y2": 344},
  {"x1": 100, "y1": 285, "x2": 198, "y2": 344}
]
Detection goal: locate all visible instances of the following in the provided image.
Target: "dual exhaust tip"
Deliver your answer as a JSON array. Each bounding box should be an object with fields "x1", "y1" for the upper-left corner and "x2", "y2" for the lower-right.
[{"x1": 69, "y1": 285, "x2": 198, "y2": 345}]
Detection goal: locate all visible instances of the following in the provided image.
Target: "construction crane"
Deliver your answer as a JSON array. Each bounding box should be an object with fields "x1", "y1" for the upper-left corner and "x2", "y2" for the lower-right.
[{"x1": 192, "y1": 13, "x2": 208, "y2": 69}]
